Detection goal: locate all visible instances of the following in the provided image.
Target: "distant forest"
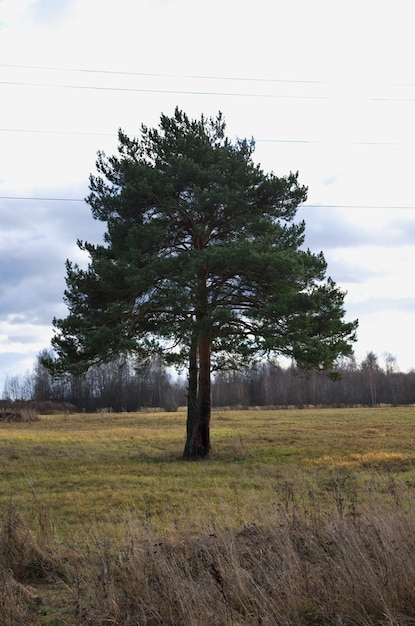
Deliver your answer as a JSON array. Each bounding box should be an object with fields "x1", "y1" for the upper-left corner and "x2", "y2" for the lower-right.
[{"x1": 2, "y1": 349, "x2": 415, "y2": 411}]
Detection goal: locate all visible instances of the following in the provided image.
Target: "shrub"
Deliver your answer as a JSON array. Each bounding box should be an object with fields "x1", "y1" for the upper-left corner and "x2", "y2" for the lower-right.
[{"x1": 0, "y1": 408, "x2": 39, "y2": 422}]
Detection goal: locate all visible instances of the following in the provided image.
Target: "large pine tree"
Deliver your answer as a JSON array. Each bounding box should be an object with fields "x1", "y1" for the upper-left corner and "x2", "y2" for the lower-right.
[{"x1": 50, "y1": 108, "x2": 357, "y2": 458}]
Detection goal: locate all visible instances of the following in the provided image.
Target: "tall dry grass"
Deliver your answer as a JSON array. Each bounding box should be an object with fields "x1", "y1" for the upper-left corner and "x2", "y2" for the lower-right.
[
  {"x1": 0, "y1": 503, "x2": 66, "y2": 625},
  {"x1": 0, "y1": 407, "x2": 39, "y2": 422},
  {"x1": 2, "y1": 481, "x2": 415, "y2": 625}
]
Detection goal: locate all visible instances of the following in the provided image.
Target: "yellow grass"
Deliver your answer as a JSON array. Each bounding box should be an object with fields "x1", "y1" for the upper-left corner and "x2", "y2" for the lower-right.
[
  {"x1": 2, "y1": 406, "x2": 415, "y2": 624},
  {"x1": 1, "y1": 406, "x2": 415, "y2": 538},
  {"x1": 312, "y1": 450, "x2": 411, "y2": 470}
]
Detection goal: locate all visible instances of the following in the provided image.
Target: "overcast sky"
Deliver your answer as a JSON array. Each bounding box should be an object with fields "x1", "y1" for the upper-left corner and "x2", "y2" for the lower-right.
[{"x1": 1, "y1": 0, "x2": 415, "y2": 391}]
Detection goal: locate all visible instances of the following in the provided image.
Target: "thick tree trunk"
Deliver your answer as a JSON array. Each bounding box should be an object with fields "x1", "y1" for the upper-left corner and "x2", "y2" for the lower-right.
[
  {"x1": 195, "y1": 333, "x2": 211, "y2": 457},
  {"x1": 182, "y1": 332, "x2": 211, "y2": 459},
  {"x1": 183, "y1": 265, "x2": 211, "y2": 459},
  {"x1": 183, "y1": 331, "x2": 198, "y2": 459}
]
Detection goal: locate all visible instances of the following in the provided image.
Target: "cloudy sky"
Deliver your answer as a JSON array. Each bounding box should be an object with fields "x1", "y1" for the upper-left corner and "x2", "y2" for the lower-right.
[{"x1": 1, "y1": 0, "x2": 414, "y2": 391}]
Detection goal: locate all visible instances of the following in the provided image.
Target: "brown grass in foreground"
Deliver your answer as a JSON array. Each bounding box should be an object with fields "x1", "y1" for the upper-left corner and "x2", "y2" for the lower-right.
[{"x1": 1, "y1": 485, "x2": 415, "y2": 625}]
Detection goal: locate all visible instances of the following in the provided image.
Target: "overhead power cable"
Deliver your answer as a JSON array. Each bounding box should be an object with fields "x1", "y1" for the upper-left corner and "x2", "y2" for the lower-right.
[
  {"x1": 1, "y1": 128, "x2": 415, "y2": 147},
  {"x1": 2, "y1": 62, "x2": 415, "y2": 88},
  {"x1": 2, "y1": 79, "x2": 415, "y2": 103},
  {"x1": 0, "y1": 63, "x2": 328, "y2": 85},
  {"x1": 1, "y1": 196, "x2": 414, "y2": 210}
]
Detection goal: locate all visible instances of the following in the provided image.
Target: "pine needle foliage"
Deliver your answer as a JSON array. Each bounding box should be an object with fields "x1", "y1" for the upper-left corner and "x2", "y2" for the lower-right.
[{"x1": 49, "y1": 108, "x2": 357, "y2": 457}]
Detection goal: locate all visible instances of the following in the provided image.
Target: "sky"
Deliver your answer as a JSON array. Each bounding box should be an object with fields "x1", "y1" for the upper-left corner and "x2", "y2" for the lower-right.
[{"x1": 1, "y1": 0, "x2": 415, "y2": 392}]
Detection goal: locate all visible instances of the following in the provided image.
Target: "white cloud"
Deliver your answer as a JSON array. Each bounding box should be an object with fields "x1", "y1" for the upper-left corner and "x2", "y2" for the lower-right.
[{"x1": 1, "y1": 0, "x2": 415, "y2": 392}]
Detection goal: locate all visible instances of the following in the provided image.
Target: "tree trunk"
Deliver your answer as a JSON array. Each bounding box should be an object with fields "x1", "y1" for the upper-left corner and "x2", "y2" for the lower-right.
[
  {"x1": 183, "y1": 265, "x2": 212, "y2": 459},
  {"x1": 183, "y1": 331, "x2": 198, "y2": 459},
  {"x1": 195, "y1": 332, "x2": 211, "y2": 457},
  {"x1": 182, "y1": 331, "x2": 211, "y2": 459}
]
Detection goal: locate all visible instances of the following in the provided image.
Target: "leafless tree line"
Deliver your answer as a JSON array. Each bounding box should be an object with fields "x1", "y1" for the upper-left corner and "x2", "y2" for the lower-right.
[{"x1": 2, "y1": 349, "x2": 415, "y2": 410}]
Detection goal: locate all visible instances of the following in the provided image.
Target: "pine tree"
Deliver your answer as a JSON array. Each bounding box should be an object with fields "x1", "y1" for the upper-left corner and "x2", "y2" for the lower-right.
[{"x1": 50, "y1": 108, "x2": 357, "y2": 458}]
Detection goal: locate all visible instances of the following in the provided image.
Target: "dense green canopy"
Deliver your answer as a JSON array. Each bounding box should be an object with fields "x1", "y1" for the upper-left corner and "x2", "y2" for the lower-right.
[{"x1": 50, "y1": 108, "x2": 358, "y2": 458}]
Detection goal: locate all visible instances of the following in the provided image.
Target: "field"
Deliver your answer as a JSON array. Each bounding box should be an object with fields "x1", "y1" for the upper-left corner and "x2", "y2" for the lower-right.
[{"x1": 1, "y1": 406, "x2": 415, "y2": 624}]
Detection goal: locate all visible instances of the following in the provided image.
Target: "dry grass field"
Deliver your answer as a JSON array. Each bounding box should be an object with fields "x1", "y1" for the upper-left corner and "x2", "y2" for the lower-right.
[{"x1": 1, "y1": 406, "x2": 415, "y2": 624}]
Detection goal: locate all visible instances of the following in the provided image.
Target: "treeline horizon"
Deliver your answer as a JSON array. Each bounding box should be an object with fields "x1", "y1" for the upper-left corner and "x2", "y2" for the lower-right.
[{"x1": 2, "y1": 349, "x2": 415, "y2": 411}]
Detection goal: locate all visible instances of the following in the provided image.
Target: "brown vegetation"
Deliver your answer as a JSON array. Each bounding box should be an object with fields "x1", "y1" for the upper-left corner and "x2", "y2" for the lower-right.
[
  {"x1": 0, "y1": 400, "x2": 76, "y2": 420},
  {"x1": 1, "y1": 484, "x2": 415, "y2": 624},
  {"x1": 0, "y1": 406, "x2": 39, "y2": 422}
]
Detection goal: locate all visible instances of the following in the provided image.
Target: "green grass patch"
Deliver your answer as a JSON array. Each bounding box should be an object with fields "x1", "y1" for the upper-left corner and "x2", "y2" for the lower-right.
[{"x1": 1, "y1": 406, "x2": 415, "y2": 538}]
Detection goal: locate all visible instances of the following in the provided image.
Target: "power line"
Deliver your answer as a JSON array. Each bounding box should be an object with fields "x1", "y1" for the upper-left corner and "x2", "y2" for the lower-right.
[
  {"x1": 1, "y1": 196, "x2": 414, "y2": 210},
  {"x1": 0, "y1": 63, "x2": 327, "y2": 85},
  {"x1": 2, "y1": 62, "x2": 415, "y2": 89},
  {"x1": 1, "y1": 127, "x2": 414, "y2": 147},
  {"x1": 258, "y1": 138, "x2": 415, "y2": 147},
  {"x1": 2, "y1": 79, "x2": 415, "y2": 103}
]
